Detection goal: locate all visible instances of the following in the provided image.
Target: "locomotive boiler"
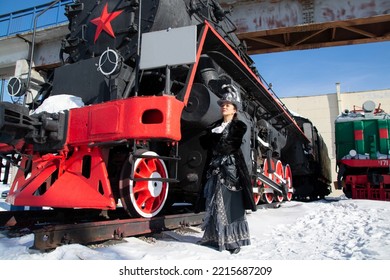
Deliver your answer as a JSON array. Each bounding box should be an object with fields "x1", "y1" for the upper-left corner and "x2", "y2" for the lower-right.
[
  {"x1": 0, "y1": 0, "x2": 327, "y2": 218},
  {"x1": 335, "y1": 100, "x2": 390, "y2": 201}
]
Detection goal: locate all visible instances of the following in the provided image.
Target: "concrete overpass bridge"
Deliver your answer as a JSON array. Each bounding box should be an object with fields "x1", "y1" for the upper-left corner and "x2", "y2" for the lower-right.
[{"x1": 0, "y1": 0, "x2": 389, "y2": 85}]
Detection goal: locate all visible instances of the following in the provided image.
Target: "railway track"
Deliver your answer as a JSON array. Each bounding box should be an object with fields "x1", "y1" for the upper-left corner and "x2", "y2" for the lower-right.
[
  {"x1": 0, "y1": 202, "x2": 283, "y2": 251},
  {"x1": 0, "y1": 207, "x2": 205, "y2": 251}
]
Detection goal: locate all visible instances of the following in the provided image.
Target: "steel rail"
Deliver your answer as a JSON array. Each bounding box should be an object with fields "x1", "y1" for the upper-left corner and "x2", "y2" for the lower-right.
[{"x1": 32, "y1": 211, "x2": 205, "y2": 251}]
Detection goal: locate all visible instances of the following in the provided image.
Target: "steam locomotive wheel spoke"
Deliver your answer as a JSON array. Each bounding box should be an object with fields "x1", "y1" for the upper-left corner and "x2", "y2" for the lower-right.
[
  {"x1": 263, "y1": 193, "x2": 274, "y2": 204},
  {"x1": 253, "y1": 192, "x2": 261, "y2": 205},
  {"x1": 275, "y1": 160, "x2": 284, "y2": 203},
  {"x1": 284, "y1": 164, "x2": 293, "y2": 201},
  {"x1": 262, "y1": 159, "x2": 274, "y2": 204},
  {"x1": 119, "y1": 150, "x2": 169, "y2": 218}
]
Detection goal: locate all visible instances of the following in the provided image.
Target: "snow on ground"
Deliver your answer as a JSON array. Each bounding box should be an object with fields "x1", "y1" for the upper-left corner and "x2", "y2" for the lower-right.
[{"x1": 0, "y1": 183, "x2": 389, "y2": 278}]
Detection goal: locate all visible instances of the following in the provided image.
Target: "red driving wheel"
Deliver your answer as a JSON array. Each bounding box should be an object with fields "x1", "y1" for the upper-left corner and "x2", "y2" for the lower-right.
[
  {"x1": 284, "y1": 164, "x2": 293, "y2": 201},
  {"x1": 275, "y1": 160, "x2": 284, "y2": 202},
  {"x1": 262, "y1": 159, "x2": 275, "y2": 204},
  {"x1": 119, "y1": 150, "x2": 169, "y2": 218}
]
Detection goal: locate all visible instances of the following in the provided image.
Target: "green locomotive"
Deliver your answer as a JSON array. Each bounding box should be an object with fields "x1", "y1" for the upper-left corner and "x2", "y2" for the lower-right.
[{"x1": 335, "y1": 100, "x2": 390, "y2": 200}]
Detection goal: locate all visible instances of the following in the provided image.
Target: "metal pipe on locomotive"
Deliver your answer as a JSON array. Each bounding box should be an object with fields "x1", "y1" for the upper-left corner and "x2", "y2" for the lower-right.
[{"x1": 0, "y1": 0, "x2": 323, "y2": 218}]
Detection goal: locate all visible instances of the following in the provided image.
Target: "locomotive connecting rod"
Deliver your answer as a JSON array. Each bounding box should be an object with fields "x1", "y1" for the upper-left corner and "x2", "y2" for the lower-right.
[{"x1": 256, "y1": 173, "x2": 285, "y2": 195}]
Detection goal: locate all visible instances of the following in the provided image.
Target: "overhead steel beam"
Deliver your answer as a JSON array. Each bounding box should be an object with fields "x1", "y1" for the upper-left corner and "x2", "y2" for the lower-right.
[{"x1": 220, "y1": 0, "x2": 390, "y2": 54}]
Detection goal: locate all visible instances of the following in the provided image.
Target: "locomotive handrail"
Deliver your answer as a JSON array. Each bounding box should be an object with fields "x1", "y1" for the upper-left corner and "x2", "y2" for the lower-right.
[{"x1": 26, "y1": 0, "x2": 64, "y2": 106}]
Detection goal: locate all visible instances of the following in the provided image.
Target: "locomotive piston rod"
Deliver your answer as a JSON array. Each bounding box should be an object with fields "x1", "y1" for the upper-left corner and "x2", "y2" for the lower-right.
[{"x1": 256, "y1": 173, "x2": 285, "y2": 195}]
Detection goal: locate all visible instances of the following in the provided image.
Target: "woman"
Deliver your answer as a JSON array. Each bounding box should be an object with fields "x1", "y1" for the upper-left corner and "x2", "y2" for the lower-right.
[{"x1": 199, "y1": 92, "x2": 254, "y2": 254}]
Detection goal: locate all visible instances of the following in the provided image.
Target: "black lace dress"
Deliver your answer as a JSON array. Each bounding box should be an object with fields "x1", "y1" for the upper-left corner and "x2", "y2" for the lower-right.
[{"x1": 199, "y1": 119, "x2": 251, "y2": 251}]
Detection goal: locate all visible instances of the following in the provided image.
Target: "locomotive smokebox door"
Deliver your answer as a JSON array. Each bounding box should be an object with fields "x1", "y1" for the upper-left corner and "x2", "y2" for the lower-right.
[{"x1": 140, "y1": 25, "x2": 197, "y2": 70}]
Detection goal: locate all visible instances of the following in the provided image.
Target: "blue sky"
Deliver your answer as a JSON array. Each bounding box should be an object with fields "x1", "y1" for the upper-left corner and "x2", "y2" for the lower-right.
[
  {"x1": 252, "y1": 41, "x2": 390, "y2": 97},
  {"x1": 1, "y1": 0, "x2": 390, "y2": 98}
]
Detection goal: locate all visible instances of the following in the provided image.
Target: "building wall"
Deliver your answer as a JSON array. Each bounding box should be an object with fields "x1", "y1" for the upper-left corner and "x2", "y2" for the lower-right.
[{"x1": 280, "y1": 85, "x2": 390, "y2": 190}]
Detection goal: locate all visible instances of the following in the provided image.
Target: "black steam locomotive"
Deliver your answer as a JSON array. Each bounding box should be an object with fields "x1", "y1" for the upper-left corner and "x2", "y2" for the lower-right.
[{"x1": 0, "y1": 0, "x2": 331, "y2": 217}]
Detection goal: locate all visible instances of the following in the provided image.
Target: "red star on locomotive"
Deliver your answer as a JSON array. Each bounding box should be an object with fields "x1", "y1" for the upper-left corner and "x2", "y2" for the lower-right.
[{"x1": 90, "y1": 3, "x2": 123, "y2": 43}]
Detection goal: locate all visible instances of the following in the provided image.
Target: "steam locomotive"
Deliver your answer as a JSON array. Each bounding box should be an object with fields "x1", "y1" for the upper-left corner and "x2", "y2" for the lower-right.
[
  {"x1": 0, "y1": 0, "x2": 331, "y2": 218},
  {"x1": 335, "y1": 100, "x2": 390, "y2": 201}
]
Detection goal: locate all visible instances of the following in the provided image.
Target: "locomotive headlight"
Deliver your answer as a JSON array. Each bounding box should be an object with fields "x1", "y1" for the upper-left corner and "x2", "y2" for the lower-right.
[
  {"x1": 7, "y1": 76, "x2": 27, "y2": 97},
  {"x1": 349, "y1": 149, "x2": 357, "y2": 158},
  {"x1": 97, "y1": 48, "x2": 122, "y2": 76}
]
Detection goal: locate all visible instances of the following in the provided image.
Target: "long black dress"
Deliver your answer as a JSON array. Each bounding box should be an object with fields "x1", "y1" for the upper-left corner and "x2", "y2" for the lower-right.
[{"x1": 199, "y1": 118, "x2": 251, "y2": 251}]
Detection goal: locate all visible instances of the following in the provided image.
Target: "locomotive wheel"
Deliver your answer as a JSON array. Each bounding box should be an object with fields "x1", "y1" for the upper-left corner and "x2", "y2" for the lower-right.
[
  {"x1": 119, "y1": 150, "x2": 169, "y2": 218},
  {"x1": 253, "y1": 186, "x2": 261, "y2": 205},
  {"x1": 284, "y1": 164, "x2": 293, "y2": 201},
  {"x1": 262, "y1": 159, "x2": 274, "y2": 204},
  {"x1": 275, "y1": 160, "x2": 284, "y2": 203}
]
